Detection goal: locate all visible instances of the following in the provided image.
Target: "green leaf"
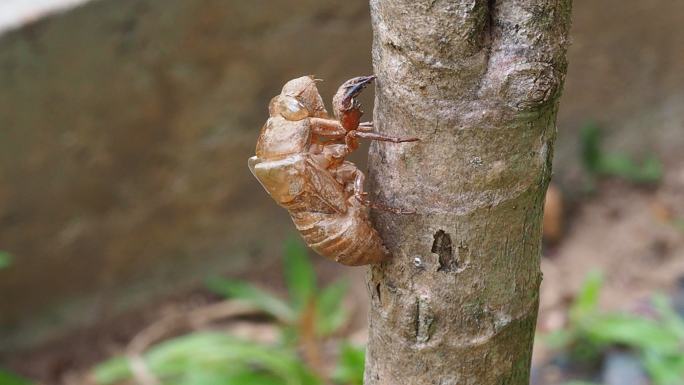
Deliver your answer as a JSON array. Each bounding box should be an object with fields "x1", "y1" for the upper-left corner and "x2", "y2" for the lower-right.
[
  {"x1": 223, "y1": 370, "x2": 289, "y2": 385},
  {"x1": 580, "y1": 123, "x2": 602, "y2": 174},
  {"x1": 181, "y1": 368, "x2": 286, "y2": 385},
  {"x1": 651, "y1": 294, "x2": 684, "y2": 340},
  {"x1": 542, "y1": 329, "x2": 575, "y2": 349},
  {"x1": 0, "y1": 251, "x2": 13, "y2": 269},
  {"x1": 579, "y1": 122, "x2": 662, "y2": 184},
  {"x1": 570, "y1": 270, "x2": 603, "y2": 323},
  {"x1": 673, "y1": 218, "x2": 684, "y2": 232},
  {"x1": 0, "y1": 369, "x2": 33, "y2": 385},
  {"x1": 93, "y1": 333, "x2": 321, "y2": 385},
  {"x1": 560, "y1": 382, "x2": 601, "y2": 385},
  {"x1": 92, "y1": 357, "x2": 131, "y2": 385},
  {"x1": 150, "y1": 333, "x2": 321, "y2": 385},
  {"x1": 583, "y1": 313, "x2": 680, "y2": 353},
  {"x1": 315, "y1": 280, "x2": 349, "y2": 336},
  {"x1": 637, "y1": 155, "x2": 663, "y2": 183},
  {"x1": 205, "y1": 278, "x2": 295, "y2": 323},
  {"x1": 543, "y1": 271, "x2": 684, "y2": 385},
  {"x1": 332, "y1": 343, "x2": 365, "y2": 385},
  {"x1": 283, "y1": 238, "x2": 316, "y2": 312},
  {"x1": 642, "y1": 349, "x2": 684, "y2": 385},
  {"x1": 599, "y1": 153, "x2": 636, "y2": 176},
  {"x1": 278, "y1": 325, "x2": 300, "y2": 346},
  {"x1": 600, "y1": 153, "x2": 662, "y2": 184}
]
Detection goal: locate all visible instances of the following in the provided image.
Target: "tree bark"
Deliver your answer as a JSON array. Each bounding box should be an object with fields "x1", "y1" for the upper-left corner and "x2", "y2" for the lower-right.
[{"x1": 364, "y1": 1, "x2": 572, "y2": 384}]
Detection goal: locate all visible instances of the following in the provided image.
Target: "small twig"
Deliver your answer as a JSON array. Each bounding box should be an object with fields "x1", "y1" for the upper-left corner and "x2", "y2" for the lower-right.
[
  {"x1": 127, "y1": 353, "x2": 159, "y2": 385},
  {"x1": 299, "y1": 300, "x2": 322, "y2": 375}
]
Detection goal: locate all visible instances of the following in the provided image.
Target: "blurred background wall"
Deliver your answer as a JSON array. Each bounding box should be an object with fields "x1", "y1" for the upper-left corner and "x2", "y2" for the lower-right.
[{"x1": 1, "y1": 0, "x2": 682, "y2": 352}]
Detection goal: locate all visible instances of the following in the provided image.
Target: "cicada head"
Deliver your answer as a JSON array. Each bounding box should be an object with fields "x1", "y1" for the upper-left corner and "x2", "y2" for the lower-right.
[
  {"x1": 332, "y1": 75, "x2": 375, "y2": 130},
  {"x1": 269, "y1": 75, "x2": 328, "y2": 120}
]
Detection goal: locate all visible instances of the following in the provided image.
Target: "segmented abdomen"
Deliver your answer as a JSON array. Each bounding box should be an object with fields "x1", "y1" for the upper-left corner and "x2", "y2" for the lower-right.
[
  {"x1": 289, "y1": 203, "x2": 388, "y2": 266},
  {"x1": 251, "y1": 155, "x2": 388, "y2": 266}
]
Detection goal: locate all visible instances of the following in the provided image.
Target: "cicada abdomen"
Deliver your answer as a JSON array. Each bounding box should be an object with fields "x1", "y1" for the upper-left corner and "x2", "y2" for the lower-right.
[
  {"x1": 248, "y1": 75, "x2": 416, "y2": 266},
  {"x1": 249, "y1": 154, "x2": 388, "y2": 266},
  {"x1": 289, "y1": 201, "x2": 388, "y2": 266}
]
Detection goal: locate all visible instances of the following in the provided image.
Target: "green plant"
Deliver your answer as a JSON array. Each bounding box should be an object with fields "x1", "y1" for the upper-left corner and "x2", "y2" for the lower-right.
[
  {"x1": 332, "y1": 343, "x2": 365, "y2": 385},
  {"x1": 673, "y1": 218, "x2": 684, "y2": 232},
  {"x1": 580, "y1": 123, "x2": 662, "y2": 184},
  {"x1": 545, "y1": 271, "x2": 684, "y2": 385},
  {"x1": 0, "y1": 369, "x2": 33, "y2": 385},
  {"x1": 94, "y1": 333, "x2": 320, "y2": 385},
  {"x1": 0, "y1": 251, "x2": 13, "y2": 270},
  {"x1": 93, "y1": 238, "x2": 359, "y2": 385},
  {"x1": 206, "y1": 238, "x2": 349, "y2": 340}
]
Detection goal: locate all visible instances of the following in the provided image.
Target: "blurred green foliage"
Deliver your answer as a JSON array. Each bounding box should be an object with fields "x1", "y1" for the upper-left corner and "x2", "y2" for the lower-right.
[
  {"x1": 94, "y1": 333, "x2": 320, "y2": 385},
  {"x1": 562, "y1": 382, "x2": 600, "y2": 385},
  {"x1": 206, "y1": 237, "x2": 349, "y2": 339},
  {"x1": 673, "y1": 218, "x2": 684, "y2": 232},
  {"x1": 0, "y1": 369, "x2": 33, "y2": 385},
  {"x1": 93, "y1": 238, "x2": 360, "y2": 385},
  {"x1": 332, "y1": 343, "x2": 366, "y2": 385},
  {"x1": 0, "y1": 251, "x2": 13, "y2": 270},
  {"x1": 581, "y1": 123, "x2": 662, "y2": 184},
  {"x1": 548, "y1": 271, "x2": 684, "y2": 385}
]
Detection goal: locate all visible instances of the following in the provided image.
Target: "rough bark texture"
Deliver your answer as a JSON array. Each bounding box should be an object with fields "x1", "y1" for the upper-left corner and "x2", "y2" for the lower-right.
[{"x1": 364, "y1": 1, "x2": 572, "y2": 384}]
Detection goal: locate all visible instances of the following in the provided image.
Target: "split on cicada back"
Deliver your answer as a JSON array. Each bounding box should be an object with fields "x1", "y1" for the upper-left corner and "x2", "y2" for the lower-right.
[{"x1": 270, "y1": 95, "x2": 310, "y2": 121}]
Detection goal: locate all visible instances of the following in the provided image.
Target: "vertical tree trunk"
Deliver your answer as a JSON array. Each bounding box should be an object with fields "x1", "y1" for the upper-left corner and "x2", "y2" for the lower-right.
[{"x1": 364, "y1": 1, "x2": 572, "y2": 384}]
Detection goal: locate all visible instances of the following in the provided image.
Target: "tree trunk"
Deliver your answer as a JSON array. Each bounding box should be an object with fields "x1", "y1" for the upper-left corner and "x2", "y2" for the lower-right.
[{"x1": 364, "y1": 1, "x2": 572, "y2": 384}]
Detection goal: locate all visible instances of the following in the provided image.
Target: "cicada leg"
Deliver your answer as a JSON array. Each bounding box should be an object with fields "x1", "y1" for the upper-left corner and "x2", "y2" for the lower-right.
[
  {"x1": 334, "y1": 161, "x2": 414, "y2": 214},
  {"x1": 358, "y1": 121, "x2": 374, "y2": 132},
  {"x1": 349, "y1": 130, "x2": 419, "y2": 143}
]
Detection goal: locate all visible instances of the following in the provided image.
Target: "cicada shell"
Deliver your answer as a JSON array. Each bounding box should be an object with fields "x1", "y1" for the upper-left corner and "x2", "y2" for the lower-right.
[{"x1": 248, "y1": 75, "x2": 417, "y2": 266}]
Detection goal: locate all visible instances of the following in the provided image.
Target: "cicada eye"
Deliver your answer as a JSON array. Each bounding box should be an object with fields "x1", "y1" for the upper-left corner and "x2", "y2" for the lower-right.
[{"x1": 275, "y1": 96, "x2": 309, "y2": 121}]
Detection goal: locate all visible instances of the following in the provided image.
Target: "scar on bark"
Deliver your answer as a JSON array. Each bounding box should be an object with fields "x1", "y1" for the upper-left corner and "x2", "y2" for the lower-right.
[
  {"x1": 415, "y1": 296, "x2": 434, "y2": 344},
  {"x1": 432, "y1": 230, "x2": 456, "y2": 272},
  {"x1": 375, "y1": 283, "x2": 382, "y2": 305}
]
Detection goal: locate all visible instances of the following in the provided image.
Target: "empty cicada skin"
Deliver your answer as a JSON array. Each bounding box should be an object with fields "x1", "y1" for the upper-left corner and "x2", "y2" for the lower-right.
[{"x1": 248, "y1": 75, "x2": 417, "y2": 266}]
